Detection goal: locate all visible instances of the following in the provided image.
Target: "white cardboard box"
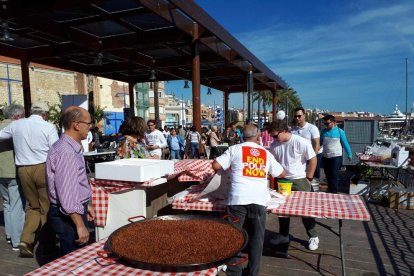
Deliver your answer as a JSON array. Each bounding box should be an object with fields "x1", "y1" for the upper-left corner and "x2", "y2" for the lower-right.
[
  {"x1": 95, "y1": 178, "x2": 168, "y2": 240},
  {"x1": 126, "y1": 159, "x2": 174, "y2": 177},
  {"x1": 95, "y1": 159, "x2": 162, "y2": 182}
]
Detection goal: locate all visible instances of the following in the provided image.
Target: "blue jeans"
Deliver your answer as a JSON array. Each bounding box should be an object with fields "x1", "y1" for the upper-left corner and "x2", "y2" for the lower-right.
[
  {"x1": 48, "y1": 203, "x2": 88, "y2": 256},
  {"x1": 0, "y1": 178, "x2": 25, "y2": 247},
  {"x1": 170, "y1": 149, "x2": 181, "y2": 160},
  {"x1": 322, "y1": 156, "x2": 343, "y2": 193},
  {"x1": 226, "y1": 204, "x2": 266, "y2": 276},
  {"x1": 190, "y1": 142, "x2": 200, "y2": 159}
]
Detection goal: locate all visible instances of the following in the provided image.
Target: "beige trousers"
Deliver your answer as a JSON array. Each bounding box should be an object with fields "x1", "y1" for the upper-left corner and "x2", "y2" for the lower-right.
[{"x1": 18, "y1": 163, "x2": 50, "y2": 245}]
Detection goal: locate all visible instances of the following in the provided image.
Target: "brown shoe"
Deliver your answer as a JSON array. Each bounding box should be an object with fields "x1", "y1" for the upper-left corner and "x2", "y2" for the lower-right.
[{"x1": 18, "y1": 242, "x2": 34, "y2": 258}]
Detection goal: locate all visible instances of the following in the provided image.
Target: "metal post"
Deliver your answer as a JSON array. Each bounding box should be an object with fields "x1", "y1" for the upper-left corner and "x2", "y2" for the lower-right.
[
  {"x1": 405, "y1": 57, "x2": 408, "y2": 128},
  {"x1": 154, "y1": 81, "x2": 160, "y2": 128},
  {"x1": 181, "y1": 94, "x2": 185, "y2": 126},
  {"x1": 247, "y1": 66, "x2": 253, "y2": 122},
  {"x1": 6, "y1": 64, "x2": 12, "y2": 105},
  {"x1": 285, "y1": 96, "x2": 289, "y2": 125},
  {"x1": 339, "y1": 220, "x2": 346, "y2": 276}
]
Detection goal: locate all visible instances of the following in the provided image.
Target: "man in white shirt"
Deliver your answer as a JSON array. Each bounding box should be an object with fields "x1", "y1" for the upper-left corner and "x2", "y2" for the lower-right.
[
  {"x1": 213, "y1": 124, "x2": 285, "y2": 276},
  {"x1": 291, "y1": 107, "x2": 321, "y2": 190},
  {"x1": 268, "y1": 120, "x2": 319, "y2": 251},
  {"x1": 0, "y1": 101, "x2": 58, "y2": 257},
  {"x1": 145, "y1": 119, "x2": 167, "y2": 158}
]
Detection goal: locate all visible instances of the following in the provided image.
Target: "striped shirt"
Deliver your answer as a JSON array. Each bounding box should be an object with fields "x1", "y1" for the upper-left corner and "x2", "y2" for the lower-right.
[{"x1": 46, "y1": 134, "x2": 91, "y2": 215}]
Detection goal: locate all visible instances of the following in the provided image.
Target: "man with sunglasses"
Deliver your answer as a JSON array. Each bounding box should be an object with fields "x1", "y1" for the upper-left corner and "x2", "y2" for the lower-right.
[
  {"x1": 320, "y1": 115, "x2": 352, "y2": 193},
  {"x1": 291, "y1": 107, "x2": 321, "y2": 190},
  {"x1": 268, "y1": 120, "x2": 319, "y2": 251}
]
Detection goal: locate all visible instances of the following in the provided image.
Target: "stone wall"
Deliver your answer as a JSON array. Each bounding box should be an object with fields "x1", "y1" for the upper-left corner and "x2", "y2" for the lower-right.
[{"x1": 0, "y1": 62, "x2": 84, "y2": 107}]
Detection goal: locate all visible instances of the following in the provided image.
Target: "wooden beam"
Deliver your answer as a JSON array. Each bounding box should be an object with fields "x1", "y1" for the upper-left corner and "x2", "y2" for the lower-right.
[
  {"x1": 20, "y1": 58, "x2": 31, "y2": 117},
  {"x1": 191, "y1": 23, "x2": 201, "y2": 133}
]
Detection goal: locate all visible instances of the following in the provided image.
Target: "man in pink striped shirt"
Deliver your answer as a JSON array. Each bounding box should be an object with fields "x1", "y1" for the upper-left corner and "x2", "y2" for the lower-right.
[{"x1": 46, "y1": 106, "x2": 94, "y2": 256}]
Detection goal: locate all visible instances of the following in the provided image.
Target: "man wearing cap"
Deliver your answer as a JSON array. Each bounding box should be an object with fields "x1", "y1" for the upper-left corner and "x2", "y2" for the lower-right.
[
  {"x1": 268, "y1": 120, "x2": 319, "y2": 251},
  {"x1": 0, "y1": 104, "x2": 26, "y2": 251},
  {"x1": 0, "y1": 101, "x2": 58, "y2": 257}
]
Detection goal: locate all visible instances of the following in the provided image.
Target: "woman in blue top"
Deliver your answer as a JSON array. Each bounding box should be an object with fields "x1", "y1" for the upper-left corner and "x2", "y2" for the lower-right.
[
  {"x1": 320, "y1": 115, "x2": 352, "y2": 193},
  {"x1": 167, "y1": 128, "x2": 185, "y2": 160}
]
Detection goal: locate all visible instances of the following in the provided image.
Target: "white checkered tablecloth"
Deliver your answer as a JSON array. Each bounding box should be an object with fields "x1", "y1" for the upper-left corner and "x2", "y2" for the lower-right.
[
  {"x1": 92, "y1": 159, "x2": 215, "y2": 227},
  {"x1": 91, "y1": 178, "x2": 158, "y2": 227},
  {"x1": 172, "y1": 185, "x2": 226, "y2": 212},
  {"x1": 25, "y1": 239, "x2": 218, "y2": 276},
  {"x1": 169, "y1": 159, "x2": 215, "y2": 182},
  {"x1": 173, "y1": 191, "x2": 371, "y2": 221}
]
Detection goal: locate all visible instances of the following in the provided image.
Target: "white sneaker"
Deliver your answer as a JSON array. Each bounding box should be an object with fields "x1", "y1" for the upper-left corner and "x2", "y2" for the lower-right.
[
  {"x1": 308, "y1": 237, "x2": 319, "y2": 251},
  {"x1": 269, "y1": 234, "x2": 290, "y2": 245},
  {"x1": 311, "y1": 178, "x2": 320, "y2": 184}
]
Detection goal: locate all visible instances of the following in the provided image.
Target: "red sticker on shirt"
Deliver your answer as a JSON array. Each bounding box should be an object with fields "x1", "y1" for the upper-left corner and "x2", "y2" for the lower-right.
[{"x1": 242, "y1": 146, "x2": 267, "y2": 178}]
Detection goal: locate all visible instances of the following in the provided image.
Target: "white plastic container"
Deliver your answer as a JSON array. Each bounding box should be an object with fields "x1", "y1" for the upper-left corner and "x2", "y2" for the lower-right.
[{"x1": 95, "y1": 159, "x2": 161, "y2": 182}]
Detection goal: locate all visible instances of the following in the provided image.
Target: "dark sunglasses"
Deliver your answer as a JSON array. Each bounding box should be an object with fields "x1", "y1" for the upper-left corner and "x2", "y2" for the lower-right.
[
  {"x1": 324, "y1": 122, "x2": 332, "y2": 126},
  {"x1": 294, "y1": 115, "x2": 302, "y2": 118}
]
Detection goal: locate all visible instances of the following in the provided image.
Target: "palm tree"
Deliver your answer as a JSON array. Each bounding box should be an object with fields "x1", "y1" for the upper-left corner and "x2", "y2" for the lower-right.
[
  {"x1": 252, "y1": 91, "x2": 261, "y2": 124},
  {"x1": 275, "y1": 87, "x2": 302, "y2": 122},
  {"x1": 261, "y1": 90, "x2": 274, "y2": 123}
]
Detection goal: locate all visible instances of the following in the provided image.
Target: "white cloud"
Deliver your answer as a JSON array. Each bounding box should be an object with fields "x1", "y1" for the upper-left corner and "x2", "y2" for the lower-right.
[{"x1": 230, "y1": 1, "x2": 414, "y2": 113}]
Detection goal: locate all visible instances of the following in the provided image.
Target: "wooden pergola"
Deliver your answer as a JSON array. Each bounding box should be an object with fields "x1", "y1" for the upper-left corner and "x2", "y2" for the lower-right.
[{"x1": 0, "y1": 0, "x2": 287, "y2": 130}]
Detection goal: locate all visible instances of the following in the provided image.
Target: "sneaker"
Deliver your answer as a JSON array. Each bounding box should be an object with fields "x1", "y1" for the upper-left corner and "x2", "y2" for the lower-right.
[
  {"x1": 6, "y1": 238, "x2": 11, "y2": 244},
  {"x1": 18, "y1": 242, "x2": 34, "y2": 258},
  {"x1": 308, "y1": 237, "x2": 319, "y2": 251},
  {"x1": 12, "y1": 246, "x2": 19, "y2": 251},
  {"x1": 269, "y1": 234, "x2": 290, "y2": 245}
]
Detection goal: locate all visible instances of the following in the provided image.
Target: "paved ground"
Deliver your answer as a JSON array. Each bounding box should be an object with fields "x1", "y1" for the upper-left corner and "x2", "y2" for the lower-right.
[{"x1": 1, "y1": 170, "x2": 414, "y2": 275}]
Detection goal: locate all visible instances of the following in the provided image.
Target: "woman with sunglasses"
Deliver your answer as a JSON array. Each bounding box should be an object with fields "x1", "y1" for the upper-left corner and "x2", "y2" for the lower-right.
[{"x1": 144, "y1": 119, "x2": 167, "y2": 159}]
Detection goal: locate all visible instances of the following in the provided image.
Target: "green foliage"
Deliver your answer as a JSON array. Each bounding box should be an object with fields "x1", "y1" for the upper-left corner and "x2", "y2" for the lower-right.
[
  {"x1": 0, "y1": 102, "x2": 7, "y2": 122},
  {"x1": 357, "y1": 163, "x2": 374, "y2": 180},
  {"x1": 252, "y1": 86, "x2": 302, "y2": 123},
  {"x1": 48, "y1": 92, "x2": 63, "y2": 129},
  {"x1": 93, "y1": 105, "x2": 107, "y2": 124}
]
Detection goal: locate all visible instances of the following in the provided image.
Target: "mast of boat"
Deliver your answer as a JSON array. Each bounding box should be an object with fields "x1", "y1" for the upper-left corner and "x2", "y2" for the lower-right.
[{"x1": 405, "y1": 57, "x2": 408, "y2": 127}]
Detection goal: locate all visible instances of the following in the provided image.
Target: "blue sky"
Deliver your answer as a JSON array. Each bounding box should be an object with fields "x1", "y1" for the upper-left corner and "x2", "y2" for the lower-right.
[{"x1": 165, "y1": 0, "x2": 414, "y2": 115}]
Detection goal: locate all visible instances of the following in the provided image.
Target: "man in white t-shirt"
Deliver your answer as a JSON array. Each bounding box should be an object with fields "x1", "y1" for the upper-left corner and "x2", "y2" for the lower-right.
[
  {"x1": 269, "y1": 120, "x2": 319, "y2": 251},
  {"x1": 213, "y1": 124, "x2": 285, "y2": 276},
  {"x1": 145, "y1": 119, "x2": 167, "y2": 158},
  {"x1": 291, "y1": 107, "x2": 321, "y2": 189}
]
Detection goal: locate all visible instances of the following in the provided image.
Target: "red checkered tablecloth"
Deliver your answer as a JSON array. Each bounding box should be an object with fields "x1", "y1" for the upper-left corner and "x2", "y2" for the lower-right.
[
  {"x1": 91, "y1": 178, "x2": 160, "y2": 227},
  {"x1": 172, "y1": 185, "x2": 226, "y2": 212},
  {"x1": 25, "y1": 238, "x2": 218, "y2": 276},
  {"x1": 92, "y1": 159, "x2": 215, "y2": 227},
  {"x1": 173, "y1": 191, "x2": 370, "y2": 221},
  {"x1": 169, "y1": 159, "x2": 215, "y2": 182}
]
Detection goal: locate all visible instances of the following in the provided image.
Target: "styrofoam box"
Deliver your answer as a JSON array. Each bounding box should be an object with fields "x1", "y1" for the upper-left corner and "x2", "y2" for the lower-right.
[
  {"x1": 95, "y1": 159, "x2": 174, "y2": 182},
  {"x1": 132, "y1": 159, "x2": 174, "y2": 176}
]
